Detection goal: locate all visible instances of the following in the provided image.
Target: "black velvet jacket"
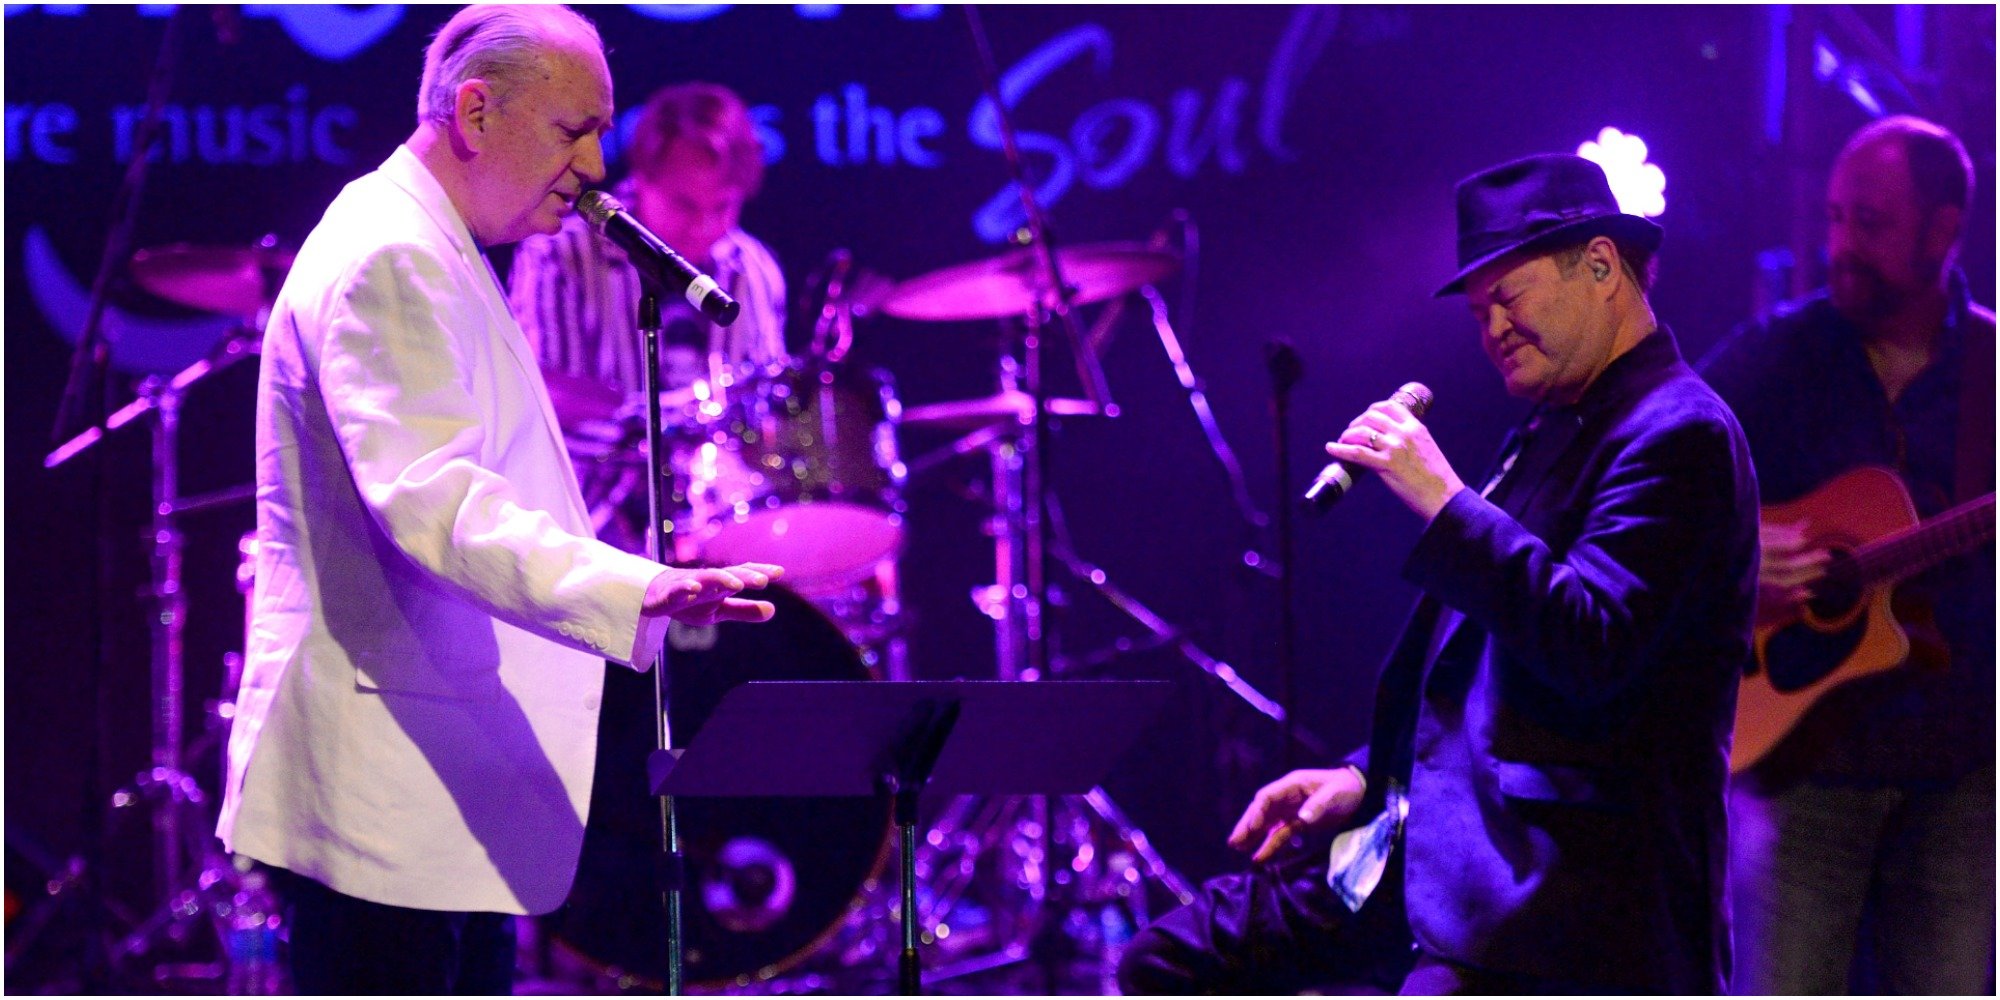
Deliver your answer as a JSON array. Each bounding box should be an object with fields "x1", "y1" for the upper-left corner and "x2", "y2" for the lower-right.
[{"x1": 1348, "y1": 328, "x2": 1759, "y2": 992}]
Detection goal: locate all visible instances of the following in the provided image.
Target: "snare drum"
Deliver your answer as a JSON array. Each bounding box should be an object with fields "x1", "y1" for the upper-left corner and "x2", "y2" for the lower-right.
[
  {"x1": 680, "y1": 362, "x2": 905, "y2": 596},
  {"x1": 547, "y1": 585, "x2": 892, "y2": 989}
]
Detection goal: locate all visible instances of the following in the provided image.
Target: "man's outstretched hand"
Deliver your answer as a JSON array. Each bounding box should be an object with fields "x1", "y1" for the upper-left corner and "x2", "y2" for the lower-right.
[{"x1": 642, "y1": 563, "x2": 783, "y2": 626}]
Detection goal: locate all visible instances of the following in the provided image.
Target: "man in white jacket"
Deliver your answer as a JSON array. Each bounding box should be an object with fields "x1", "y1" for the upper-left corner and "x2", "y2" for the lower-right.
[{"x1": 216, "y1": 6, "x2": 779, "y2": 991}]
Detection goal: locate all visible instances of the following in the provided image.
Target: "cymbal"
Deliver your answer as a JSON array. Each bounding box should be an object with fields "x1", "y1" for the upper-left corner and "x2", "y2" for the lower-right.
[
  {"x1": 130, "y1": 242, "x2": 294, "y2": 317},
  {"x1": 880, "y1": 241, "x2": 1179, "y2": 322},
  {"x1": 900, "y1": 389, "x2": 1101, "y2": 431}
]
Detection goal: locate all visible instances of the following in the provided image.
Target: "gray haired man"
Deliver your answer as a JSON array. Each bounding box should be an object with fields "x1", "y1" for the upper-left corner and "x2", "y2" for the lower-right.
[{"x1": 218, "y1": 7, "x2": 779, "y2": 991}]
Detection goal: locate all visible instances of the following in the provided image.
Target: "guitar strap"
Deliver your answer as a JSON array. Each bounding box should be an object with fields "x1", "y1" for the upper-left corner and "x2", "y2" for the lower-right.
[{"x1": 1954, "y1": 304, "x2": 1995, "y2": 503}]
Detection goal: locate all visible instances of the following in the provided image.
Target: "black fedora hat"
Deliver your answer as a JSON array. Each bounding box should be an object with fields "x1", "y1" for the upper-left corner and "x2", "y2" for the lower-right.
[{"x1": 1436, "y1": 153, "x2": 1662, "y2": 297}]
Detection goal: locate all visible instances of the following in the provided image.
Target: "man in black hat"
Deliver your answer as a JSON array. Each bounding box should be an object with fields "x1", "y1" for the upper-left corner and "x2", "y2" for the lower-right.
[{"x1": 1118, "y1": 153, "x2": 1759, "y2": 994}]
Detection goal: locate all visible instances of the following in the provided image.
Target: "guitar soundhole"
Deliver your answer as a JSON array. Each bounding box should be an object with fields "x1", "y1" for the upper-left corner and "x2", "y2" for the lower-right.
[
  {"x1": 1803, "y1": 549, "x2": 1862, "y2": 622},
  {"x1": 1764, "y1": 550, "x2": 1867, "y2": 692}
]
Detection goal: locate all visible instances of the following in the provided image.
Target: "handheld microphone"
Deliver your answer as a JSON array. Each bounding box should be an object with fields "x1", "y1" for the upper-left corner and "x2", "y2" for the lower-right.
[
  {"x1": 1302, "y1": 382, "x2": 1434, "y2": 512},
  {"x1": 575, "y1": 190, "x2": 740, "y2": 327}
]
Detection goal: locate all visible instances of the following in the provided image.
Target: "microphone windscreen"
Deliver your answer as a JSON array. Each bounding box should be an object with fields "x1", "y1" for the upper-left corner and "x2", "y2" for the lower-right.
[
  {"x1": 575, "y1": 190, "x2": 621, "y2": 229},
  {"x1": 1392, "y1": 382, "x2": 1434, "y2": 419}
]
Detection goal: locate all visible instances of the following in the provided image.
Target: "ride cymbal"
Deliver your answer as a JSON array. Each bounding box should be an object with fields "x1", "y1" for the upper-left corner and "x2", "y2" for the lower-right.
[
  {"x1": 880, "y1": 241, "x2": 1179, "y2": 322},
  {"x1": 130, "y1": 241, "x2": 294, "y2": 318}
]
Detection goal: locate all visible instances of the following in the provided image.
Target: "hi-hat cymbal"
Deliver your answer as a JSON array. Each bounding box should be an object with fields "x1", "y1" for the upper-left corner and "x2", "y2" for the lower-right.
[
  {"x1": 880, "y1": 241, "x2": 1179, "y2": 322},
  {"x1": 901, "y1": 389, "x2": 1102, "y2": 431},
  {"x1": 130, "y1": 241, "x2": 294, "y2": 317}
]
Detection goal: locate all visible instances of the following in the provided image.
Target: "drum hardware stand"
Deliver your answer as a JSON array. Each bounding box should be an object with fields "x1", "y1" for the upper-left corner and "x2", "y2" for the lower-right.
[
  {"x1": 857, "y1": 268, "x2": 1333, "y2": 998},
  {"x1": 902, "y1": 421, "x2": 1011, "y2": 490},
  {"x1": 853, "y1": 9, "x2": 1193, "y2": 990},
  {"x1": 902, "y1": 398, "x2": 1333, "y2": 986},
  {"x1": 809, "y1": 248, "x2": 858, "y2": 364},
  {"x1": 1135, "y1": 234, "x2": 1275, "y2": 550},
  {"x1": 1067, "y1": 283, "x2": 1327, "y2": 757},
  {"x1": 1041, "y1": 490, "x2": 1327, "y2": 761},
  {"x1": 47, "y1": 329, "x2": 264, "y2": 987},
  {"x1": 2, "y1": 828, "x2": 126, "y2": 989},
  {"x1": 868, "y1": 225, "x2": 1333, "y2": 1000},
  {"x1": 957, "y1": 0, "x2": 1115, "y2": 681},
  {"x1": 959, "y1": 0, "x2": 1109, "y2": 670},
  {"x1": 41, "y1": 8, "x2": 206, "y2": 990},
  {"x1": 889, "y1": 299, "x2": 1204, "y2": 993}
]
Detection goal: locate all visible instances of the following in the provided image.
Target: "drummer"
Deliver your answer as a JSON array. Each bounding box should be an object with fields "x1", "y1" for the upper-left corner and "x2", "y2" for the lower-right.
[{"x1": 508, "y1": 81, "x2": 787, "y2": 496}]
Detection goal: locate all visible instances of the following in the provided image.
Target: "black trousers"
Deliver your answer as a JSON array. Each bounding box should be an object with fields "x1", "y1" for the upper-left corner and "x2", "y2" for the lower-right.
[
  {"x1": 271, "y1": 868, "x2": 516, "y2": 995},
  {"x1": 1117, "y1": 842, "x2": 1619, "y2": 995},
  {"x1": 1117, "y1": 840, "x2": 1415, "y2": 995}
]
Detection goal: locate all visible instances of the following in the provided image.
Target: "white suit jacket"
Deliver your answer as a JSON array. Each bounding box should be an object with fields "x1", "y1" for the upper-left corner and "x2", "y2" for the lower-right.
[{"x1": 218, "y1": 146, "x2": 666, "y2": 915}]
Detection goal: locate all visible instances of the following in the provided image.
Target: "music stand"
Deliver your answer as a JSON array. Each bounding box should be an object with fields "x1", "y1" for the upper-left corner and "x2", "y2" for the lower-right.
[{"x1": 651, "y1": 679, "x2": 1171, "y2": 995}]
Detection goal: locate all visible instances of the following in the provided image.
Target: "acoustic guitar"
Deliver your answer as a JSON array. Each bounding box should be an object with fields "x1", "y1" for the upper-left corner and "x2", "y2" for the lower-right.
[{"x1": 1730, "y1": 466, "x2": 1995, "y2": 773}]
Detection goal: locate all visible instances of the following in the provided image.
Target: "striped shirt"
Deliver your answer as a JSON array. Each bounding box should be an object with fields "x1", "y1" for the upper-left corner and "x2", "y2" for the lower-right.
[{"x1": 507, "y1": 195, "x2": 788, "y2": 395}]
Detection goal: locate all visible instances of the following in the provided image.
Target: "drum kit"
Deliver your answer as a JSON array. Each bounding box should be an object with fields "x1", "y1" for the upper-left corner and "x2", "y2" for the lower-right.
[
  {"x1": 539, "y1": 237, "x2": 1208, "y2": 993},
  {"x1": 66, "y1": 219, "x2": 1294, "y2": 995}
]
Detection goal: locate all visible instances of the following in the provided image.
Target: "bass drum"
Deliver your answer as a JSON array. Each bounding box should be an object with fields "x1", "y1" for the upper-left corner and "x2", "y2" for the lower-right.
[{"x1": 548, "y1": 585, "x2": 891, "y2": 990}]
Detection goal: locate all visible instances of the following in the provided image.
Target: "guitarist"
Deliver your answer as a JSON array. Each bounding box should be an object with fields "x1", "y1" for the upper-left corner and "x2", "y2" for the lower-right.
[{"x1": 1699, "y1": 116, "x2": 1995, "y2": 994}]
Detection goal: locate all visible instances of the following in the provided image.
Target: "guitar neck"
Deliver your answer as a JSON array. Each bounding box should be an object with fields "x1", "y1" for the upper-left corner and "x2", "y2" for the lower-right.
[{"x1": 1844, "y1": 494, "x2": 1996, "y2": 587}]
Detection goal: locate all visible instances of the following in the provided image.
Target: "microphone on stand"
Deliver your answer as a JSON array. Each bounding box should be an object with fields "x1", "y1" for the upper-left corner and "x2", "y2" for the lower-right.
[
  {"x1": 1302, "y1": 381, "x2": 1435, "y2": 512},
  {"x1": 575, "y1": 190, "x2": 740, "y2": 326}
]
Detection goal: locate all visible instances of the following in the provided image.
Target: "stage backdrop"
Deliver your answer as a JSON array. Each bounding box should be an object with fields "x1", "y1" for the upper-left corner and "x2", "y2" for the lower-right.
[{"x1": 7, "y1": 4, "x2": 1994, "y2": 904}]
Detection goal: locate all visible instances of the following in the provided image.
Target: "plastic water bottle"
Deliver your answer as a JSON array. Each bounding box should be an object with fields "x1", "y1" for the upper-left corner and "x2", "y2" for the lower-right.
[
  {"x1": 1098, "y1": 903, "x2": 1134, "y2": 995},
  {"x1": 224, "y1": 868, "x2": 284, "y2": 995}
]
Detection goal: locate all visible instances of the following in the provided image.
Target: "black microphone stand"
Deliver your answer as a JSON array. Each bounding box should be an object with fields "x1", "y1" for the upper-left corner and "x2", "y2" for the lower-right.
[
  {"x1": 1264, "y1": 341, "x2": 1305, "y2": 770},
  {"x1": 636, "y1": 291, "x2": 687, "y2": 995}
]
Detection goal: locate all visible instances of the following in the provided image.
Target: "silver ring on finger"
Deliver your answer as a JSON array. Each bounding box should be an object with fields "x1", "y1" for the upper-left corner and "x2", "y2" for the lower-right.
[{"x1": 1368, "y1": 430, "x2": 1382, "y2": 450}]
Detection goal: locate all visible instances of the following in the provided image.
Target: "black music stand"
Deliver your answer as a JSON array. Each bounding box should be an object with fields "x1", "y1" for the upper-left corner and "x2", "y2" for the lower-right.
[{"x1": 650, "y1": 680, "x2": 1171, "y2": 995}]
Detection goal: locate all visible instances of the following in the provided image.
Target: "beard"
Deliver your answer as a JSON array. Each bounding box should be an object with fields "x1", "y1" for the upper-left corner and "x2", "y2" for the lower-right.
[
  {"x1": 1829, "y1": 250, "x2": 1948, "y2": 323},
  {"x1": 1828, "y1": 255, "x2": 1894, "y2": 320}
]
